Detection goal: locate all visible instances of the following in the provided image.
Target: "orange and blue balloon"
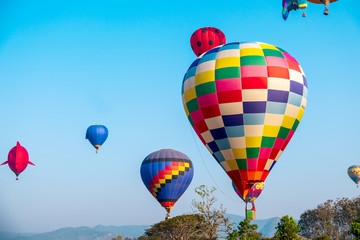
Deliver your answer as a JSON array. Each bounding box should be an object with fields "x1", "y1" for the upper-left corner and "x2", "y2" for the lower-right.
[
  {"x1": 86, "y1": 124, "x2": 108, "y2": 153},
  {"x1": 140, "y1": 149, "x2": 194, "y2": 219},
  {"x1": 1, "y1": 141, "x2": 35, "y2": 180}
]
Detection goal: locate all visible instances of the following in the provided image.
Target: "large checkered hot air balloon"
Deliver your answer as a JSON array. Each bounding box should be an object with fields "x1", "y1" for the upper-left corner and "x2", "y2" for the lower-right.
[
  {"x1": 140, "y1": 149, "x2": 194, "y2": 220},
  {"x1": 182, "y1": 40, "x2": 308, "y2": 219}
]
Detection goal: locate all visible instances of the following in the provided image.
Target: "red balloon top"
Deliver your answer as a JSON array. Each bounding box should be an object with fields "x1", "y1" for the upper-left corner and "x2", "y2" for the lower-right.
[{"x1": 190, "y1": 27, "x2": 226, "y2": 57}]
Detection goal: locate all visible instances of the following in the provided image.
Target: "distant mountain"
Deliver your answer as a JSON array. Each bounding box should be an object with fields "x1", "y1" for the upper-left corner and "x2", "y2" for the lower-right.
[
  {"x1": 0, "y1": 215, "x2": 280, "y2": 240},
  {"x1": 226, "y1": 213, "x2": 280, "y2": 238}
]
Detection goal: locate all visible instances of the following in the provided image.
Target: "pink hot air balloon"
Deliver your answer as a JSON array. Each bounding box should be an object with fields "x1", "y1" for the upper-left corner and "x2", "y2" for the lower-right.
[{"x1": 1, "y1": 141, "x2": 35, "y2": 180}]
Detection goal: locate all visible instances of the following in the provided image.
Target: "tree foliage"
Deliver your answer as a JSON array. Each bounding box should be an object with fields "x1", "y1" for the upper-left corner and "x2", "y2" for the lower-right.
[
  {"x1": 227, "y1": 219, "x2": 262, "y2": 240},
  {"x1": 141, "y1": 214, "x2": 205, "y2": 240},
  {"x1": 192, "y1": 185, "x2": 233, "y2": 239},
  {"x1": 299, "y1": 197, "x2": 360, "y2": 239},
  {"x1": 274, "y1": 215, "x2": 300, "y2": 240},
  {"x1": 351, "y1": 217, "x2": 360, "y2": 239}
]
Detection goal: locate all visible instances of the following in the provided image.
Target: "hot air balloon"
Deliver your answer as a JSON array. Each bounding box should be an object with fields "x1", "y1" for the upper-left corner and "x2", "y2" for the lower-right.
[
  {"x1": 233, "y1": 181, "x2": 264, "y2": 220},
  {"x1": 190, "y1": 27, "x2": 226, "y2": 57},
  {"x1": 140, "y1": 149, "x2": 194, "y2": 220},
  {"x1": 182, "y1": 40, "x2": 307, "y2": 219},
  {"x1": 282, "y1": 0, "x2": 308, "y2": 20},
  {"x1": 1, "y1": 141, "x2": 35, "y2": 180},
  {"x1": 348, "y1": 165, "x2": 360, "y2": 187},
  {"x1": 307, "y1": 0, "x2": 338, "y2": 15},
  {"x1": 86, "y1": 124, "x2": 108, "y2": 153}
]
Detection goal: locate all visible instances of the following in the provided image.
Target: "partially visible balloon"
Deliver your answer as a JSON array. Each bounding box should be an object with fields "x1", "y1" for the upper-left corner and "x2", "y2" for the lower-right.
[
  {"x1": 1, "y1": 141, "x2": 35, "y2": 180},
  {"x1": 140, "y1": 149, "x2": 194, "y2": 219},
  {"x1": 182, "y1": 41, "x2": 308, "y2": 219},
  {"x1": 190, "y1": 27, "x2": 226, "y2": 57},
  {"x1": 307, "y1": 0, "x2": 338, "y2": 15},
  {"x1": 348, "y1": 165, "x2": 360, "y2": 187},
  {"x1": 86, "y1": 124, "x2": 108, "y2": 153},
  {"x1": 282, "y1": 0, "x2": 308, "y2": 20},
  {"x1": 232, "y1": 181, "x2": 264, "y2": 203}
]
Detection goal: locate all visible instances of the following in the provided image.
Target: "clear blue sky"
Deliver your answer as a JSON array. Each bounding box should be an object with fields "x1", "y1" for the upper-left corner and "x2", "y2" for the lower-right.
[{"x1": 0, "y1": 0, "x2": 359, "y2": 233}]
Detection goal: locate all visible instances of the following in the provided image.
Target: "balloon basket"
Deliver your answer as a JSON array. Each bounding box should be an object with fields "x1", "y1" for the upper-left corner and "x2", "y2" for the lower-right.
[{"x1": 246, "y1": 210, "x2": 256, "y2": 220}]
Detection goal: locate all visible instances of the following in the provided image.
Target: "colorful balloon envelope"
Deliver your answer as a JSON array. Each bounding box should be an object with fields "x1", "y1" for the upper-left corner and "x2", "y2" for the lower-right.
[
  {"x1": 282, "y1": 0, "x2": 308, "y2": 20},
  {"x1": 182, "y1": 41, "x2": 307, "y2": 218},
  {"x1": 348, "y1": 165, "x2": 360, "y2": 187},
  {"x1": 1, "y1": 141, "x2": 35, "y2": 180},
  {"x1": 86, "y1": 124, "x2": 108, "y2": 153},
  {"x1": 190, "y1": 27, "x2": 226, "y2": 57},
  {"x1": 140, "y1": 149, "x2": 194, "y2": 219},
  {"x1": 232, "y1": 181, "x2": 264, "y2": 203}
]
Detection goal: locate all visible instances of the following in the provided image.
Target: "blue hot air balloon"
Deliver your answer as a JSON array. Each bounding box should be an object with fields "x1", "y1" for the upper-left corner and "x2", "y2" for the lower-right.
[
  {"x1": 86, "y1": 124, "x2": 108, "y2": 153},
  {"x1": 140, "y1": 149, "x2": 194, "y2": 220}
]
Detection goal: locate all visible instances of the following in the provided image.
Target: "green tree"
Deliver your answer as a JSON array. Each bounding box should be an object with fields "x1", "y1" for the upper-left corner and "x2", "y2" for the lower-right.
[
  {"x1": 315, "y1": 235, "x2": 330, "y2": 240},
  {"x1": 192, "y1": 185, "x2": 233, "y2": 239},
  {"x1": 142, "y1": 214, "x2": 205, "y2": 240},
  {"x1": 299, "y1": 197, "x2": 360, "y2": 239},
  {"x1": 351, "y1": 217, "x2": 360, "y2": 239},
  {"x1": 274, "y1": 215, "x2": 300, "y2": 240},
  {"x1": 226, "y1": 219, "x2": 262, "y2": 240}
]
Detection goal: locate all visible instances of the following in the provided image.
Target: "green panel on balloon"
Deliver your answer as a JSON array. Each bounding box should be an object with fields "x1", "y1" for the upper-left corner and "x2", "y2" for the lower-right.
[
  {"x1": 246, "y1": 148, "x2": 260, "y2": 158},
  {"x1": 186, "y1": 98, "x2": 200, "y2": 113},
  {"x1": 292, "y1": 119, "x2": 300, "y2": 131},
  {"x1": 277, "y1": 127, "x2": 291, "y2": 139},
  {"x1": 261, "y1": 137, "x2": 276, "y2": 148},
  {"x1": 215, "y1": 67, "x2": 240, "y2": 80},
  {"x1": 236, "y1": 159, "x2": 247, "y2": 170},
  {"x1": 188, "y1": 116, "x2": 194, "y2": 126},
  {"x1": 240, "y1": 56, "x2": 266, "y2": 66},
  {"x1": 276, "y1": 47, "x2": 288, "y2": 53},
  {"x1": 196, "y1": 82, "x2": 216, "y2": 97},
  {"x1": 262, "y1": 49, "x2": 284, "y2": 58}
]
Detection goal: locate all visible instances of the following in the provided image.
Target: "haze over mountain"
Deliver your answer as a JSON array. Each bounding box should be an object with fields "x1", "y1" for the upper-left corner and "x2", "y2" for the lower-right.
[{"x1": 0, "y1": 214, "x2": 280, "y2": 240}]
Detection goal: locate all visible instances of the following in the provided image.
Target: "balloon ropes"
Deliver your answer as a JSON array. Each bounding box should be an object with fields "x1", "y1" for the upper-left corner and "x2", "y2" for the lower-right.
[
  {"x1": 140, "y1": 149, "x2": 194, "y2": 220},
  {"x1": 182, "y1": 27, "x2": 308, "y2": 219},
  {"x1": 1, "y1": 141, "x2": 35, "y2": 180}
]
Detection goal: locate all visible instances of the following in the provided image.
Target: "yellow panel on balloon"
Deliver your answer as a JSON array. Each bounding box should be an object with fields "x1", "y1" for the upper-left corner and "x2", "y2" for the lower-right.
[
  {"x1": 195, "y1": 70, "x2": 215, "y2": 85},
  {"x1": 233, "y1": 148, "x2": 247, "y2": 159},
  {"x1": 215, "y1": 57, "x2": 240, "y2": 69},
  {"x1": 245, "y1": 136, "x2": 262, "y2": 148},
  {"x1": 259, "y1": 43, "x2": 278, "y2": 50},
  {"x1": 240, "y1": 48, "x2": 264, "y2": 57},
  {"x1": 183, "y1": 87, "x2": 196, "y2": 102},
  {"x1": 226, "y1": 159, "x2": 239, "y2": 171},
  {"x1": 281, "y1": 116, "x2": 296, "y2": 129},
  {"x1": 297, "y1": 108, "x2": 305, "y2": 121},
  {"x1": 263, "y1": 125, "x2": 280, "y2": 137}
]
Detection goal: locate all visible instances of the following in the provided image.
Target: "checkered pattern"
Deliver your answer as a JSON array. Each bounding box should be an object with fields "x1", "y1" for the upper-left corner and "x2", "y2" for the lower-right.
[
  {"x1": 348, "y1": 165, "x2": 360, "y2": 185},
  {"x1": 182, "y1": 42, "x2": 307, "y2": 198}
]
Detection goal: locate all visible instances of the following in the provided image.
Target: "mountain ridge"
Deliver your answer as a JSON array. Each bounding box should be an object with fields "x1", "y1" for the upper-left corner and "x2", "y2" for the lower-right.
[{"x1": 1, "y1": 215, "x2": 280, "y2": 239}]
